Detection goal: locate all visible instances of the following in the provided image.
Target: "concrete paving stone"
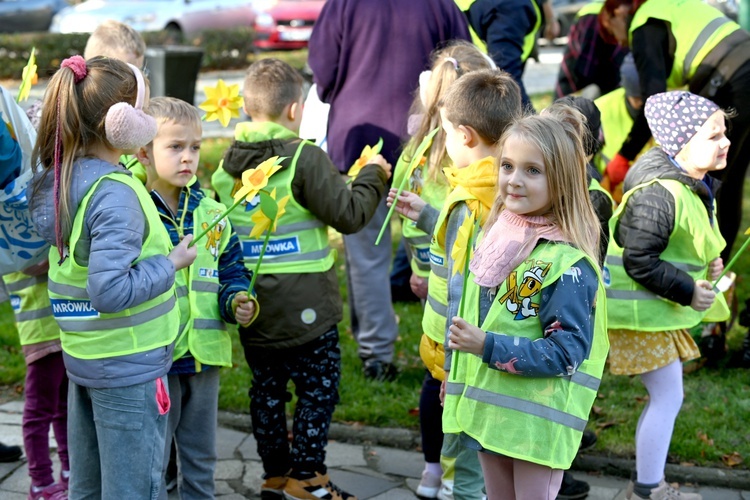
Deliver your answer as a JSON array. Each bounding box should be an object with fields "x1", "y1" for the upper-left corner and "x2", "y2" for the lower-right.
[
  {"x1": 368, "y1": 486, "x2": 419, "y2": 500},
  {"x1": 367, "y1": 446, "x2": 423, "y2": 478},
  {"x1": 404, "y1": 476, "x2": 419, "y2": 494},
  {"x1": 324, "y1": 441, "x2": 367, "y2": 468},
  {"x1": 697, "y1": 486, "x2": 741, "y2": 500},
  {"x1": 0, "y1": 401, "x2": 24, "y2": 414},
  {"x1": 0, "y1": 460, "x2": 25, "y2": 482},
  {"x1": 329, "y1": 468, "x2": 401, "y2": 499},
  {"x1": 588, "y1": 485, "x2": 626, "y2": 500},
  {"x1": 0, "y1": 413, "x2": 22, "y2": 425},
  {"x1": 240, "y1": 460, "x2": 265, "y2": 496},
  {"x1": 0, "y1": 424, "x2": 24, "y2": 447},
  {"x1": 215, "y1": 494, "x2": 248, "y2": 499},
  {"x1": 236, "y1": 433, "x2": 260, "y2": 462},
  {"x1": 215, "y1": 459, "x2": 245, "y2": 481},
  {"x1": 0, "y1": 490, "x2": 27, "y2": 500},
  {"x1": 337, "y1": 465, "x2": 396, "y2": 481},
  {"x1": 215, "y1": 427, "x2": 250, "y2": 460},
  {"x1": 215, "y1": 480, "x2": 234, "y2": 495},
  {"x1": 741, "y1": 490, "x2": 750, "y2": 500},
  {"x1": 1, "y1": 462, "x2": 30, "y2": 493}
]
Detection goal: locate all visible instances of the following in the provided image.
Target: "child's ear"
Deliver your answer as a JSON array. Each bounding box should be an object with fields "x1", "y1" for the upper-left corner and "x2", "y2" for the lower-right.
[
  {"x1": 288, "y1": 100, "x2": 301, "y2": 122},
  {"x1": 458, "y1": 125, "x2": 479, "y2": 148},
  {"x1": 135, "y1": 146, "x2": 151, "y2": 166}
]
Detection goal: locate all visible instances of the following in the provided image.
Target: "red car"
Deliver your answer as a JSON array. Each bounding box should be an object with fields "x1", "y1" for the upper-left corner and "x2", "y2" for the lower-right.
[{"x1": 253, "y1": 0, "x2": 326, "y2": 50}]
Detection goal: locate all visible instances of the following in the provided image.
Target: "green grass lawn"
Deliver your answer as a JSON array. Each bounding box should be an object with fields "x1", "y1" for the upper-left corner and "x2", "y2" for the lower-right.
[{"x1": 2, "y1": 114, "x2": 750, "y2": 470}]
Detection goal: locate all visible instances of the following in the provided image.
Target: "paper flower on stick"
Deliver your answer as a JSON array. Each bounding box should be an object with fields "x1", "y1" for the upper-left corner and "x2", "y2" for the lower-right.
[
  {"x1": 348, "y1": 137, "x2": 383, "y2": 180},
  {"x1": 233, "y1": 156, "x2": 285, "y2": 204},
  {"x1": 249, "y1": 188, "x2": 290, "y2": 238},
  {"x1": 199, "y1": 79, "x2": 242, "y2": 127},
  {"x1": 17, "y1": 48, "x2": 37, "y2": 103}
]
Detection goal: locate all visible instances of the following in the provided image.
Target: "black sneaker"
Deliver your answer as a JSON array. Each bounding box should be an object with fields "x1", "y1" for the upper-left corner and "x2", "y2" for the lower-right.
[
  {"x1": 579, "y1": 430, "x2": 597, "y2": 452},
  {"x1": 362, "y1": 359, "x2": 398, "y2": 382},
  {"x1": 556, "y1": 471, "x2": 589, "y2": 499},
  {"x1": 0, "y1": 441, "x2": 22, "y2": 462}
]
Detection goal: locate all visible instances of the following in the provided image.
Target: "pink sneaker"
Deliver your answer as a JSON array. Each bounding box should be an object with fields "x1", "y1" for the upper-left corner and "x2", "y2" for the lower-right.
[{"x1": 28, "y1": 483, "x2": 67, "y2": 500}]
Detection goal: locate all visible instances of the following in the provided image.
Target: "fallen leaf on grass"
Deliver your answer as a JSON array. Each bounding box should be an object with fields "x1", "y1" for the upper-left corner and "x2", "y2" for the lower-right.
[
  {"x1": 634, "y1": 395, "x2": 650, "y2": 403},
  {"x1": 697, "y1": 431, "x2": 714, "y2": 446},
  {"x1": 591, "y1": 405, "x2": 604, "y2": 415},
  {"x1": 408, "y1": 407, "x2": 420, "y2": 416},
  {"x1": 679, "y1": 462, "x2": 696, "y2": 467},
  {"x1": 722, "y1": 452, "x2": 743, "y2": 467},
  {"x1": 596, "y1": 420, "x2": 618, "y2": 430}
]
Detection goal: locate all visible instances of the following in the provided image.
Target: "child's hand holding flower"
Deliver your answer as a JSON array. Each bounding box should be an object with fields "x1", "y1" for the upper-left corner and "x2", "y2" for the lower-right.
[
  {"x1": 387, "y1": 188, "x2": 426, "y2": 222},
  {"x1": 367, "y1": 154, "x2": 392, "y2": 179},
  {"x1": 448, "y1": 317, "x2": 486, "y2": 356},
  {"x1": 691, "y1": 280, "x2": 716, "y2": 312},
  {"x1": 232, "y1": 291, "x2": 257, "y2": 327},
  {"x1": 168, "y1": 234, "x2": 198, "y2": 270},
  {"x1": 708, "y1": 257, "x2": 724, "y2": 281}
]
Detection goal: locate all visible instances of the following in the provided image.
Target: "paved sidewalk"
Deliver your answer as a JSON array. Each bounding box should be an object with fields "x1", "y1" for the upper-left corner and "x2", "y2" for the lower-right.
[{"x1": 0, "y1": 400, "x2": 749, "y2": 499}]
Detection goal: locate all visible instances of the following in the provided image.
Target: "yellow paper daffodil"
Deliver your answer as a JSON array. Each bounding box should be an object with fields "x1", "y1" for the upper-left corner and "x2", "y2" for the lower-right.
[
  {"x1": 347, "y1": 137, "x2": 383, "y2": 179},
  {"x1": 233, "y1": 156, "x2": 285, "y2": 204},
  {"x1": 199, "y1": 79, "x2": 242, "y2": 127},
  {"x1": 249, "y1": 188, "x2": 290, "y2": 239},
  {"x1": 451, "y1": 214, "x2": 475, "y2": 277},
  {"x1": 17, "y1": 47, "x2": 37, "y2": 103}
]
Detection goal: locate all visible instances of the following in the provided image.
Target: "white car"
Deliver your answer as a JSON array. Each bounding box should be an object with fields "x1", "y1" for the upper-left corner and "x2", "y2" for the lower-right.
[{"x1": 49, "y1": 0, "x2": 260, "y2": 38}]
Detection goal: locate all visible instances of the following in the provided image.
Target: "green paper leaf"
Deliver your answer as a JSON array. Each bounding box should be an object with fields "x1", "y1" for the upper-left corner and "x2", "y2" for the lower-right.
[{"x1": 259, "y1": 190, "x2": 279, "y2": 221}]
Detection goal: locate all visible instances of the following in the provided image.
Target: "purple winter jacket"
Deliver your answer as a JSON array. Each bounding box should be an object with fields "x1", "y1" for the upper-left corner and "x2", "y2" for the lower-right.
[{"x1": 308, "y1": 0, "x2": 470, "y2": 172}]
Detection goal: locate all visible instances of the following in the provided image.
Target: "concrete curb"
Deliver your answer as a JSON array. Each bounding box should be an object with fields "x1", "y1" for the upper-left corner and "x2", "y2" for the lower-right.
[{"x1": 218, "y1": 410, "x2": 750, "y2": 491}]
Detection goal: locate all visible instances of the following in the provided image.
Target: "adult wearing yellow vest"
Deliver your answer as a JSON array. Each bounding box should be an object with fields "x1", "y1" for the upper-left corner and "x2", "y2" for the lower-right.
[
  {"x1": 4, "y1": 264, "x2": 70, "y2": 499},
  {"x1": 599, "y1": 0, "x2": 750, "y2": 258},
  {"x1": 604, "y1": 92, "x2": 729, "y2": 500},
  {"x1": 456, "y1": 0, "x2": 558, "y2": 109},
  {"x1": 555, "y1": 1, "x2": 628, "y2": 98}
]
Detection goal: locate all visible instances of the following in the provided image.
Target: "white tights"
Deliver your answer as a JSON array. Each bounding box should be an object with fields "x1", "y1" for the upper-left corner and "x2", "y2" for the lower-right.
[{"x1": 635, "y1": 360, "x2": 684, "y2": 484}]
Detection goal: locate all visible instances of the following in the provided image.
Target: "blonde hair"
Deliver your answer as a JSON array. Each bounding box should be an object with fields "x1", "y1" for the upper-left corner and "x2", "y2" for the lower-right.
[
  {"x1": 84, "y1": 20, "x2": 146, "y2": 62},
  {"x1": 405, "y1": 41, "x2": 496, "y2": 183},
  {"x1": 146, "y1": 96, "x2": 202, "y2": 132},
  {"x1": 243, "y1": 58, "x2": 303, "y2": 119},
  {"x1": 32, "y1": 56, "x2": 142, "y2": 248},
  {"x1": 488, "y1": 108, "x2": 601, "y2": 264}
]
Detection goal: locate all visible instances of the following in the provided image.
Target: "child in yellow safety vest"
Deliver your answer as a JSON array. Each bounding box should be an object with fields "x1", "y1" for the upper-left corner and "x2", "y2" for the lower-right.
[
  {"x1": 29, "y1": 56, "x2": 197, "y2": 498},
  {"x1": 604, "y1": 92, "x2": 730, "y2": 499},
  {"x1": 442, "y1": 109, "x2": 608, "y2": 499},
  {"x1": 388, "y1": 68, "x2": 523, "y2": 499}
]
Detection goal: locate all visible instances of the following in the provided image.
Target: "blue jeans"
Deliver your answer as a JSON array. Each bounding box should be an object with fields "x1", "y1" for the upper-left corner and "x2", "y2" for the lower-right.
[{"x1": 67, "y1": 378, "x2": 169, "y2": 500}]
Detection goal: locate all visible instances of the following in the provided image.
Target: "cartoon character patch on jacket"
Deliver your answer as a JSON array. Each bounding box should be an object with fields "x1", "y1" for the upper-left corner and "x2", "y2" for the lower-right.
[
  {"x1": 498, "y1": 260, "x2": 551, "y2": 320},
  {"x1": 202, "y1": 210, "x2": 226, "y2": 261}
]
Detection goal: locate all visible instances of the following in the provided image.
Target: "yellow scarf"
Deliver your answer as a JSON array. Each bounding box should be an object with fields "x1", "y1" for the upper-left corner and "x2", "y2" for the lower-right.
[{"x1": 437, "y1": 156, "x2": 498, "y2": 246}]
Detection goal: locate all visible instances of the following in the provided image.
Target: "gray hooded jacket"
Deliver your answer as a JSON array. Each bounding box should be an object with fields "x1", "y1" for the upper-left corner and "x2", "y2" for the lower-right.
[{"x1": 30, "y1": 158, "x2": 175, "y2": 388}]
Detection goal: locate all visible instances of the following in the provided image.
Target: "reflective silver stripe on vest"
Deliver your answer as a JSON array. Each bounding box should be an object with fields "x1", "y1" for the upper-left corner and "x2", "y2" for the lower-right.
[
  {"x1": 683, "y1": 17, "x2": 732, "y2": 80},
  {"x1": 463, "y1": 385, "x2": 588, "y2": 431},
  {"x1": 14, "y1": 307, "x2": 53, "y2": 322},
  {"x1": 47, "y1": 280, "x2": 89, "y2": 299},
  {"x1": 605, "y1": 255, "x2": 704, "y2": 273},
  {"x1": 606, "y1": 289, "x2": 660, "y2": 300},
  {"x1": 245, "y1": 246, "x2": 332, "y2": 264},
  {"x1": 176, "y1": 285, "x2": 189, "y2": 298},
  {"x1": 5, "y1": 275, "x2": 48, "y2": 292},
  {"x1": 427, "y1": 293, "x2": 448, "y2": 317},
  {"x1": 194, "y1": 319, "x2": 227, "y2": 331},
  {"x1": 234, "y1": 219, "x2": 325, "y2": 236},
  {"x1": 570, "y1": 371, "x2": 601, "y2": 391},
  {"x1": 55, "y1": 295, "x2": 176, "y2": 332},
  {"x1": 406, "y1": 235, "x2": 432, "y2": 246},
  {"x1": 446, "y1": 381, "x2": 465, "y2": 395},
  {"x1": 430, "y1": 263, "x2": 450, "y2": 279},
  {"x1": 192, "y1": 281, "x2": 220, "y2": 294}
]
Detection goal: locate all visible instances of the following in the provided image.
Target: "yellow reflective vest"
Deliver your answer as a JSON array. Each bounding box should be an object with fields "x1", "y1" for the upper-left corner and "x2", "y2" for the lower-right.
[
  {"x1": 629, "y1": 0, "x2": 740, "y2": 89},
  {"x1": 443, "y1": 242, "x2": 608, "y2": 469},
  {"x1": 212, "y1": 141, "x2": 336, "y2": 275},
  {"x1": 604, "y1": 178, "x2": 729, "y2": 330},
  {"x1": 47, "y1": 172, "x2": 179, "y2": 359},
  {"x1": 4, "y1": 271, "x2": 60, "y2": 346}
]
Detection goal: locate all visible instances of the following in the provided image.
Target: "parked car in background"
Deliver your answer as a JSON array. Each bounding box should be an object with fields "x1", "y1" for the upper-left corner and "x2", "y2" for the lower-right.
[
  {"x1": 253, "y1": 0, "x2": 325, "y2": 50},
  {"x1": 1, "y1": 0, "x2": 69, "y2": 33},
  {"x1": 49, "y1": 0, "x2": 257, "y2": 39}
]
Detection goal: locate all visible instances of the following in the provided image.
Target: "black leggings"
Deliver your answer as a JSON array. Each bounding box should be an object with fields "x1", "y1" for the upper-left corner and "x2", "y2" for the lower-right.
[{"x1": 244, "y1": 326, "x2": 341, "y2": 478}]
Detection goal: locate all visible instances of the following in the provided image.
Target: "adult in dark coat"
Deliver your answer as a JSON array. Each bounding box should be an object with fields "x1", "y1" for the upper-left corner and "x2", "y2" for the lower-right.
[{"x1": 308, "y1": 0, "x2": 470, "y2": 380}]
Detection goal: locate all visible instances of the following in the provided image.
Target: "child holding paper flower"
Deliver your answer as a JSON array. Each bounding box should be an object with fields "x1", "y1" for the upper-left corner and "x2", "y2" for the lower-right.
[
  {"x1": 211, "y1": 58, "x2": 390, "y2": 500},
  {"x1": 443, "y1": 108, "x2": 607, "y2": 499},
  {"x1": 134, "y1": 96, "x2": 257, "y2": 499},
  {"x1": 389, "y1": 68, "x2": 521, "y2": 499},
  {"x1": 605, "y1": 91, "x2": 730, "y2": 500}
]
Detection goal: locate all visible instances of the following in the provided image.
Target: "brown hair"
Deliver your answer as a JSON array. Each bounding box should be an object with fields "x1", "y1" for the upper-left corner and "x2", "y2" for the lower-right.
[
  {"x1": 404, "y1": 40, "x2": 496, "y2": 183},
  {"x1": 441, "y1": 69, "x2": 523, "y2": 146},
  {"x1": 146, "y1": 96, "x2": 202, "y2": 132},
  {"x1": 487, "y1": 107, "x2": 601, "y2": 264},
  {"x1": 84, "y1": 20, "x2": 146, "y2": 61},
  {"x1": 243, "y1": 58, "x2": 304, "y2": 119},
  {"x1": 32, "y1": 56, "x2": 142, "y2": 247}
]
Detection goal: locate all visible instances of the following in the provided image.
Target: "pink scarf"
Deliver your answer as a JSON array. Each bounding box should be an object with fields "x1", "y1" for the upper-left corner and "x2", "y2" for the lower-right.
[{"x1": 470, "y1": 210, "x2": 568, "y2": 288}]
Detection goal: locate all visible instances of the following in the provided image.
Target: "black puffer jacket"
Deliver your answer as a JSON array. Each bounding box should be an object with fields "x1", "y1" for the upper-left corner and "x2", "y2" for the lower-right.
[
  {"x1": 614, "y1": 147, "x2": 720, "y2": 307},
  {"x1": 587, "y1": 163, "x2": 613, "y2": 268}
]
